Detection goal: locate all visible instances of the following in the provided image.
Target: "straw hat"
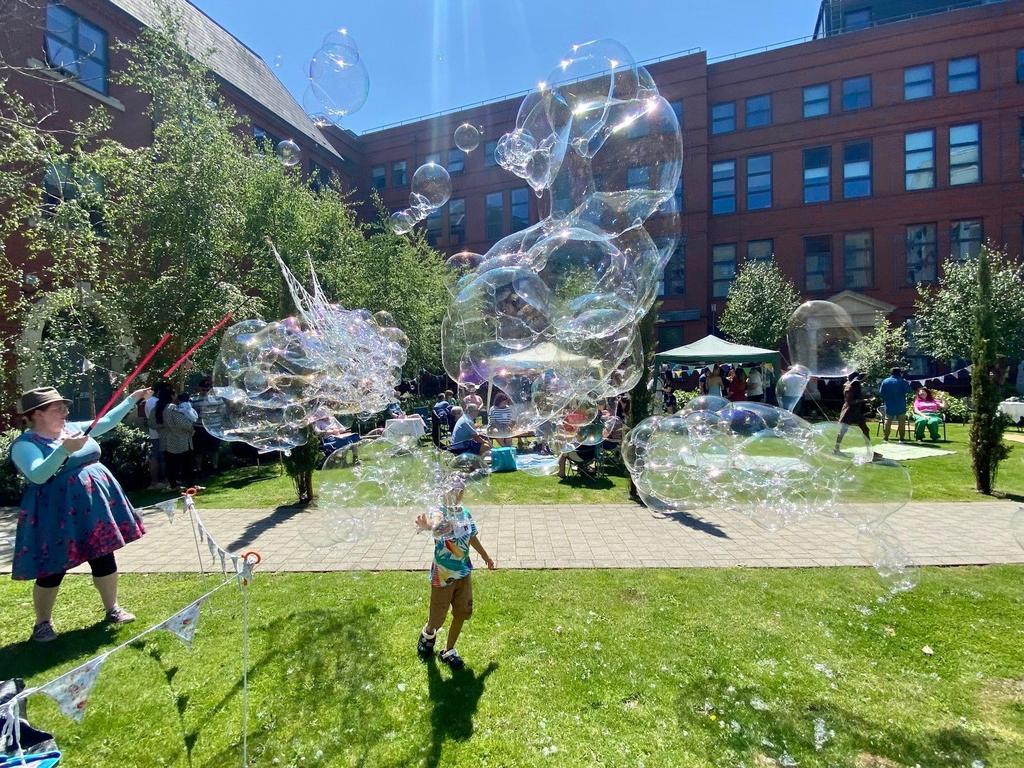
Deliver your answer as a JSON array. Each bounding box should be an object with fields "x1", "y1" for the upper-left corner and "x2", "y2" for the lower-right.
[{"x1": 17, "y1": 387, "x2": 71, "y2": 416}]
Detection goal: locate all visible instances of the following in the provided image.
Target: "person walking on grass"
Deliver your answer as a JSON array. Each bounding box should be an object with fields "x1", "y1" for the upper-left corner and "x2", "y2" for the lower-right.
[
  {"x1": 879, "y1": 367, "x2": 913, "y2": 442},
  {"x1": 415, "y1": 488, "x2": 495, "y2": 671},
  {"x1": 834, "y1": 373, "x2": 871, "y2": 454}
]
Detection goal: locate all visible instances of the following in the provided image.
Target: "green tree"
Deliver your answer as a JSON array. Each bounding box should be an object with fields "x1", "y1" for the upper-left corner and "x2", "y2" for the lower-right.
[
  {"x1": 718, "y1": 260, "x2": 800, "y2": 349},
  {"x1": 969, "y1": 248, "x2": 1010, "y2": 494},
  {"x1": 914, "y1": 247, "x2": 1024, "y2": 362},
  {"x1": 848, "y1": 314, "x2": 909, "y2": 389}
]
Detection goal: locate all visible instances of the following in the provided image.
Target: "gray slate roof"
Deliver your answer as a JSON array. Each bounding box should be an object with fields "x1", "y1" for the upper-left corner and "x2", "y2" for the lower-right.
[{"x1": 107, "y1": 0, "x2": 341, "y2": 158}]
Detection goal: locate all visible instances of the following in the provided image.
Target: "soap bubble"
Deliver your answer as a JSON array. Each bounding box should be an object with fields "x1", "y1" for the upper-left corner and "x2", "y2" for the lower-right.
[
  {"x1": 305, "y1": 35, "x2": 369, "y2": 124},
  {"x1": 777, "y1": 364, "x2": 811, "y2": 411},
  {"x1": 389, "y1": 210, "x2": 415, "y2": 235},
  {"x1": 276, "y1": 139, "x2": 301, "y2": 167},
  {"x1": 320, "y1": 28, "x2": 360, "y2": 66},
  {"x1": 454, "y1": 123, "x2": 481, "y2": 152},
  {"x1": 209, "y1": 244, "x2": 408, "y2": 454},
  {"x1": 787, "y1": 301, "x2": 862, "y2": 378},
  {"x1": 411, "y1": 162, "x2": 452, "y2": 209}
]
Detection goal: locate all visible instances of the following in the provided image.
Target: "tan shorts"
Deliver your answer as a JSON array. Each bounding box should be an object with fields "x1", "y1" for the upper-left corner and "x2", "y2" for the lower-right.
[{"x1": 428, "y1": 574, "x2": 473, "y2": 628}]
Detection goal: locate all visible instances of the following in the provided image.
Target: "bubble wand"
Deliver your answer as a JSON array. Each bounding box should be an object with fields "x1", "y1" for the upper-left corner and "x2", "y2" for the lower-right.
[
  {"x1": 85, "y1": 332, "x2": 173, "y2": 433},
  {"x1": 161, "y1": 309, "x2": 237, "y2": 379}
]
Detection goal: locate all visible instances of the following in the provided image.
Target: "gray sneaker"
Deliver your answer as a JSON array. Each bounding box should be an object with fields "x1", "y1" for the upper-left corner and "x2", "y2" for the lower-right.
[
  {"x1": 106, "y1": 605, "x2": 136, "y2": 624},
  {"x1": 31, "y1": 620, "x2": 58, "y2": 643}
]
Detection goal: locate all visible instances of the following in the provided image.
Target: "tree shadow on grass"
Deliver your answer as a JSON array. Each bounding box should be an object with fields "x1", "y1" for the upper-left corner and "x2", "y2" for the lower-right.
[
  {"x1": 424, "y1": 659, "x2": 497, "y2": 768},
  {"x1": 196, "y1": 603, "x2": 414, "y2": 768},
  {"x1": 0, "y1": 622, "x2": 117, "y2": 681}
]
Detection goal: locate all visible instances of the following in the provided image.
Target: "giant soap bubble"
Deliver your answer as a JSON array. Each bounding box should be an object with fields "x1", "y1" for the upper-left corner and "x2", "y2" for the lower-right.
[
  {"x1": 788, "y1": 301, "x2": 862, "y2": 378},
  {"x1": 303, "y1": 29, "x2": 369, "y2": 124},
  {"x1": 411, "y1": 162, "x2": 452, "y2": 209},
  {"x1": 454, "y1": 123, "x2": 481, "y2": 152},
  {"x1": 207, "y1": 244, "x2": 408, "y2": 452},
  {"x1": 438, "y1": 39, "x2": 682, "y2": 440}
]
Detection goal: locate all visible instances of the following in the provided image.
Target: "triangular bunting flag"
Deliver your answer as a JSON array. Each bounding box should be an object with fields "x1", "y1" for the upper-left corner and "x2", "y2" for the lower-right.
[
  {"x1": 206, "y1": 535, "x2": 218, "y2": 564},
  {"x1": 196, "y1": 523, "x2": 206, "y2": 544},
  {"x1": 155, "y1": 499, "x2": 178, "y2": 523},
  {"x1": 81, "y1": 358, "x2": 95, "y2": 373},
  {"x1": 40, "y1": 654, "x2": 109, "y2": 721},
  {"x1": 162, "y1": 599, "x2": 204, "y2": 648},
  {"x1": 219, "y1": 550, "x2": 227, "y2": 577},
  {"x1": 231, "y1": 555, "x2": 240, "y2": 575}
]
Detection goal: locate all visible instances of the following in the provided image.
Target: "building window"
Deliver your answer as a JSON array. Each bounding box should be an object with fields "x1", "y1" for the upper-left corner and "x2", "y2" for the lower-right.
[
  {"x1": 1020, "y1": 118, "x2": 1024, "y2": 179},
  {"x1": 803, "y1": 147, "x2": 831, "y2": 204},
  {"x1": 904, "y1": 64, "x2": 933, "y2": 100},
  {"x1": 510, "y1": 188, "x2": 530, "y2": 232},
  {"x1": 371, "y1": 165, "x2": 386, "y2": 191},
  {"x1": 662, "y1": 242, "x2": 686, "y2": 296},
  {"x1": 309, "y1": 161, "x2": 330, "y2": 192},
  {"x1": 712, "y1": 244, "x2": 737, "y2": 298},
  {"x1": 627, "y1": 166, "x2": 651, "y2": 189},
  {"x1": 711, "y1": 160, "x2": 736, "y2": 215},
  {"x1": 485, "y1": 191, "x2": 504, "y2": 240},
  {"x1": 746, "y1": 154, "x2": 772, "y2": 211},
  {"x1": 658, "y1": 326, "x2": 685, "y2": 351},
  {"x1": 948, "y1": 56, "x2": 979, "y2": 93},
  {"x1": 448, "y1": 198, "x2": 465, "y2": 244},
  {"x1": 392, "y1": 160, "x2": 407, "y2": 187},
  {"x1": 844, "y1": 232, "x2": 873, "y2": 290},
  {"x1": 950, "y1": 220, "x2": 983, "y2": 261},
  {"x1": 425, "y1": 209, "x2": 442, "y2": 247},
  {"x1": 45, "y1": 3, "x2": 108, "y2": 94},
  {"x1": 747, "y1": 239, "x2": 774, "y2": 263},
  {"x1": 711, "y1": 102, "x2": 735, "y2": 135},
  {"x1": 745, "y1": 95, "x2": 772, "y2": 128},
  {"x1": 843, "y1": 141, "x2": 872, "y2": 199},
  {"x1": 484, "y1": 140, "x2": 498, "y2": 168},
  {"x1": 670, "y1": 100, "x2": 684, "y2": 126},
  {"x1": 424, "y1": 152, "x2": 441, "y2": 166},
  {"x1": 626, "y1": 114, "x2": 649, "y2": 139},
  {"x1": 842, "y1": 76, "x2": 871, "y2": 111},
  {"x1": 906, "y1": 223, "x2": 937, "y2": 285},
  {"x1": 844, "y1": 8, "x2": 871, "y2": 31},
  {"x1": 803, "y1": 84, "x2": 829, "y2": 118},
  {"x1": 1017, "y1": 49, "x2": 1024, "y2": 84},
  {"x1": 674, "y1": 176, "x2": 684, "y2": 211},
  {"x1": 804, "y1": 235, "x2": 832, "y2": 292},
  {"x1": 551, "y1": 174, "x2": 572, "y2": 213},
  {"x1": 447, "y1": 148, "x2": 464, "y2": 175},
  {"x1": 904, "y1": 130, "x2": 935, "y2": 190},
  {"x1": 949, "y1": 123, "x2": 980, "y2": 186}
]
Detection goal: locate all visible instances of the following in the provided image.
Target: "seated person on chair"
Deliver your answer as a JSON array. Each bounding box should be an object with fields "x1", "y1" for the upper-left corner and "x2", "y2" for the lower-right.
[
  {"x1": 557, "y1": 441, "x2": 597, "y2": 479},
  {"x1": 321, "y1": 424, "x2": 360, "y2": 464},
  {"x1": 449, "y1": 405, "x2": 490, "y2": 458},
  {"x1": 600, "y1": 408, "x2": 623, "y2": 452},
  {"x1": 912, "y1": 387, "x2": 943, "y2": 442}
]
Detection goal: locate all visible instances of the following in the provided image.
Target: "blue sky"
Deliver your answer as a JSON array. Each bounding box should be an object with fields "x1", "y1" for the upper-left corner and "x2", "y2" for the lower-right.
[{"x1": 191, "y1": 0, "x2": 821, "y2": 134}]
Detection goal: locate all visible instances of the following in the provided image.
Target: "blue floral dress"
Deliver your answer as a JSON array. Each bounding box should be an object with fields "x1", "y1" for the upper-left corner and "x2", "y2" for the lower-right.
[{"x1": 11, "y1": 401, "x2": 145, "y2": 581}]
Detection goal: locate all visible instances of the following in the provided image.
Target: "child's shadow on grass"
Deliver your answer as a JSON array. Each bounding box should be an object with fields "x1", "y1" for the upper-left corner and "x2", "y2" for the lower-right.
[{"x1": 425, "y1": 658, "x2": 497, "y2": 768}]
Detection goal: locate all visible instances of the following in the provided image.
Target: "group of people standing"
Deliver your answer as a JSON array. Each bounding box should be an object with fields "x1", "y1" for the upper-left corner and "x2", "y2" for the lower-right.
[
  {"x1": 661, "y1": 363, "x2": 772, "y2": 412},
  {"x1": 144, "y1": 377, "x2": 224, "y2": 491}
]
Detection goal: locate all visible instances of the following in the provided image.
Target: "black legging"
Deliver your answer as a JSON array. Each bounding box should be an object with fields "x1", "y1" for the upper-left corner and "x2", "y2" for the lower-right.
[{"x1": 35, "y1": 553, "x2": 117, "y2": 588}]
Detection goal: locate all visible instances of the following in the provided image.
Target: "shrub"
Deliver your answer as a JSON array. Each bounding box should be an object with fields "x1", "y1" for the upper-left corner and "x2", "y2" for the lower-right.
[
  {"x1": 0, "y1": 429, "x2": 27, "y2": 505},
  {"x1": 96, "y1": 424, "x2": 151, "y2": 489},
  {"x1": 937, "y1": 393, "x2": 971, "y2": 424}
]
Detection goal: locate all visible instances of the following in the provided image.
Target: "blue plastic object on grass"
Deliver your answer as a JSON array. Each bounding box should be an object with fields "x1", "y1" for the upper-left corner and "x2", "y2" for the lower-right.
[{"x1": 490, "y1": 446, "x2": 517, "y2": 472}]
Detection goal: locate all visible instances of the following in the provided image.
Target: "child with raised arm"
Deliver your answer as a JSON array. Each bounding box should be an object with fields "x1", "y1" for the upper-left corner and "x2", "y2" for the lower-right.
[{"x1": 415, "y1": 490, "x2": 495, "y2": 670}]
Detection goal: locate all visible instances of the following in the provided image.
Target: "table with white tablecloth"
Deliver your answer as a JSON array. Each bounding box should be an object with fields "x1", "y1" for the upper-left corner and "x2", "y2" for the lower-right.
[
  {"x1": 998, "y1": 400, "x2": 1024, "y2": 426},
  {"x1": 384, "y1": 416, "x2": 426, "y2": 440}
]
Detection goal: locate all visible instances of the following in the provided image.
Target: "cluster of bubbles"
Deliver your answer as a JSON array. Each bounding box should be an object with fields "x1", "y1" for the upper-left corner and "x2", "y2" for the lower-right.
[
  {"x1": 628, "y1": 300, "x2": 918, "y2": 592},
  {"x1": 433, "y1": 39, "x2": 681, "y2": 448},
  {"x1": 304, "y1": 437, "x2": 489, "y2": 546},
  {"x1": 389, "y1": 162, "x2": 454, "y2": 235},
  {"x1": 302, "y1": 27, "x2": 369, "y2": 127},
  {"x1": 207, "y1": 244, "x2": 408, "y2": 453}
]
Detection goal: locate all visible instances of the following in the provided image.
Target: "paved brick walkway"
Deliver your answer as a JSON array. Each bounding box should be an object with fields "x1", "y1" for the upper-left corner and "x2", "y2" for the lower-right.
[{"x1": 2, "y1": 501, "x2": 1021, "y2": 574}]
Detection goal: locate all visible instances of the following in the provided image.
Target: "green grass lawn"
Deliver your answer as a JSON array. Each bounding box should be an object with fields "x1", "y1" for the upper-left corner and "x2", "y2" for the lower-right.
[
  {"x1": 1, "y1": 568, "x2": 1022, "y2": 767},
  {"x1": 127, "y1": 424, "x2": 1023, "y2": 509}
]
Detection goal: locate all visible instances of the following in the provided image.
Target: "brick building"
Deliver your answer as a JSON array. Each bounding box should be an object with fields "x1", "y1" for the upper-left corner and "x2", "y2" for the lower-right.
[{"x1": 5, "y1": 0, "x2": 1024, "y2": 380}]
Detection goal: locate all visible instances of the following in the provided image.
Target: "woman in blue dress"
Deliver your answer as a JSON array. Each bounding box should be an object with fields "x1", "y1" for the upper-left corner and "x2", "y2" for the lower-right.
[{"x1": 10, "y1": 385, "x2": 152, "y2": 642}]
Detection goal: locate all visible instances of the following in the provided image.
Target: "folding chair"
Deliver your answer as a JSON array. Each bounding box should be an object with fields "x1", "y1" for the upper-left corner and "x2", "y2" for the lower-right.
[
  {"x1": 563, "y1": 443, "x2": 602, "y2": 480},
  {"x1": 874, "y1": 405, "x2": 886, "y2": 437}
]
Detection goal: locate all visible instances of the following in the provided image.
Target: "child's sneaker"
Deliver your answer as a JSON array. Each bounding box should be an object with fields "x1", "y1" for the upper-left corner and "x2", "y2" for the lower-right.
[
  {"x1": 106, "y1": 605, "x2": 135, "y2": 624},
  {"x1": 417, "y1": 629, "x2": 436, "y2": 659},
  {"x1": 30, "y1": 620, "x2": 58, "y2": 643},
  {"x1": 439, "y1": 648, "x2": 465, "y2": 671}
]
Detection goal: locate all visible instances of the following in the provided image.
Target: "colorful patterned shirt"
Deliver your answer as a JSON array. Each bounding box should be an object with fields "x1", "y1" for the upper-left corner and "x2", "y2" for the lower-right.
[{"x1": 429, "y1": 506, "x2": 477, "y2": 586}]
